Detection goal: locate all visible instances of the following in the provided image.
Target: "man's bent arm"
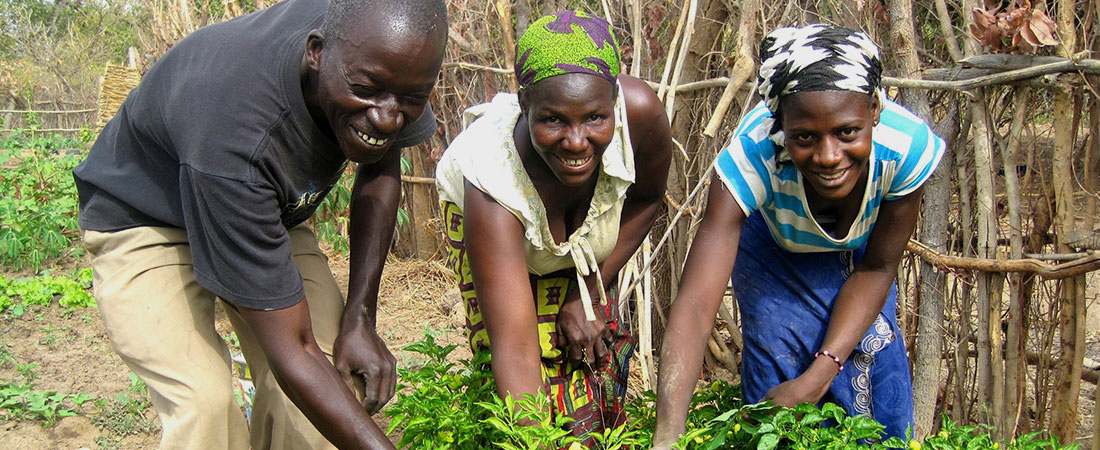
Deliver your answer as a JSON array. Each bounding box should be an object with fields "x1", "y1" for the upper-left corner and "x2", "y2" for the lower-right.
[
  {"x1": 237, "y1": 302, "x2": 396, "y2": 449},
  {"x1": 335, "y1": 147, "x2": 402, "y2": 413}
]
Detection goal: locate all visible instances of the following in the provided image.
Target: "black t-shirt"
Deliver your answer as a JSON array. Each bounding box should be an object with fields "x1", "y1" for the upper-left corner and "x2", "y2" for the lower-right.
[{"x1": 73, "y1": 0, "x2": 437, "y2": 310}]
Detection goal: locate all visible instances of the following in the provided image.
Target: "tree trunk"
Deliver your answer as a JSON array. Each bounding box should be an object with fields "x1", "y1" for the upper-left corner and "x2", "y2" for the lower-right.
[
  {"x1": 970, "y1": 90, "x2": 1001, "y2": 429},
  {"x1": 884, "y1": 0, "x2": 945, "y2": 438},
  {"x1": 959, "y1": 0, "x2": 1001, "y2": 428},
  {"x1": 952, "y1": 118, "x2": 975, "y2": 422},
  {"x1": 1089, "y1": 92, "x2": 1100, "y2": 450},
  {"x1": 1049, "y1": 0, "x2": 1085, "y2": 440},
  {"x1": 1002, "y1": 87, "x2": 1030, "y2": 438}
]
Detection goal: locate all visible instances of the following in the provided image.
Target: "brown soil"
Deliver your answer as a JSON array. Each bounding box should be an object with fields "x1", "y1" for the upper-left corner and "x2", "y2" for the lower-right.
[{"x1": 0, "y1": 249, "x2": 469, "y2": 449}]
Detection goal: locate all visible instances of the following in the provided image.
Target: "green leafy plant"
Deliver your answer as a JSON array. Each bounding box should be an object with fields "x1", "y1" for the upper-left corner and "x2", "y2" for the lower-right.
[
  {"x1": 910, "y1": 416, "x2": 1077, "y2": 450},
  {"x1": 15, "y1": 362, "x2": 38, "y2": 384},
  {"x1": 91, "y1": 372, "x2": 159, "y2": 436},
  {"x1": 0, "y1": 380, "x2": 94, "y2": 426},
  {"x1": 670, "y1": 401, "x2": 905, "y2": 450},
  {"x1": 477, "y1": 393, "x2": 582, "y2": 450},
  {"x1": 388, "y1": 335, "x2": 1077, "y2": 450},
  {"x1": 1, "y1": 269, "x2": 96, "y2": 315},
  {"x1": 0, "y1": 359, "x2": 94, "y2": 426},
  {"x1": 0, "y1": 341, "x2": 15, "y2": 368},
  {"x1": 314, "y1": 167, "x2": 355, "y2": 256},
  {"x1": 385, "y1": 331, "x2": 501, "y2": 449},
  {"x1": 0, "y1": 137, "x2": 85, "y2": 271},
  {"x1": 388, "y1": 332, "x2": 648, "y2": 449}
]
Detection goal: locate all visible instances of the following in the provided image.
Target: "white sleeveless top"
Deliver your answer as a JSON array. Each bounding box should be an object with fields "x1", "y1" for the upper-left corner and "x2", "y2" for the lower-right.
[{"x1": 435, "y1": 88, "x2": 635, "y2": 320}]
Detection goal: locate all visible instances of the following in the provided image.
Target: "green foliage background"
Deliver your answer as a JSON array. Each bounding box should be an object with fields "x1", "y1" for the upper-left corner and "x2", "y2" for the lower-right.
[{"x1": 0, "y1": 133, "x2": 88, "y2": 271}]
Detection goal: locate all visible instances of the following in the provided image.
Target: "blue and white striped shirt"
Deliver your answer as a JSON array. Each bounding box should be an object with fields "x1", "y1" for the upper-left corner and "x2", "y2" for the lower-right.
[{"x1": 714, "y1": 99, "x2": 946, "y2": 253}]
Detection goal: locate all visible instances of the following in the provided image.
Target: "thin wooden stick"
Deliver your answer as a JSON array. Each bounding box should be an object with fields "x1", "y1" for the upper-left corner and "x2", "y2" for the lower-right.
[
  {"x1": 632, "y1": 243, "x2": 656, "y2": 389},
  {"x1": 649, "y1": 77, "x2": 732, "y2": 92},
  {"x1": 494, "y1": 0, "x2": 519, "y2": 92},
  {"x1": 657, "y1": 0, "x2": 690, "y2": 101},
  {"x1": 708, "y1": 328, "x2": 737, "y2": 373},
  {"x1": 619, "y1": 164, "x2": 713, "y2": 298},
  {"x1": 933, "y1": 0, "x2": 963, "y2": 62},
  {"x1": 0, "y1": 109, "x2": 94, "y2": 114},
  {"x1": 630, "y1": 0, "x2": 642, "y2": 78},
  {"x1": 717, "y1": 301, "x2": 742, "y2": 356},
  {"x1": 703, "y1": 0, "x2": 760, "y2": 137},
  {"x1": 664, "y1": 0, "x2": 699, "y2": 121},
  {"x1": 401, "y1": 175, "x2": 436, "y2": 184},
  {"x1": 442, "y1": 62, "x2": 513, "y2": 74},
  {"x1": 645, "y1": 234, "x2": 664, "y2": 327},
  {"x1": 906, "y1": 240, "x2": 1100, "y2": 279},
  {"x1": 600, "y1": 0, "x2": 613, "y2": 27},
  {"x1": 885, "y1": 59, "x2": 1100, "y2": 90},
  {"x1": 177, "y1": 0, "x2": 194, "y2": 33}
]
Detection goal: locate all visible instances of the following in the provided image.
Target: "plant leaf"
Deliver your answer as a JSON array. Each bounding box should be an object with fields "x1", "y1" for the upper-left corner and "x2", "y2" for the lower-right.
[{"x1": 1027, "y1": 11, "x2": 1058, "y2": 45}]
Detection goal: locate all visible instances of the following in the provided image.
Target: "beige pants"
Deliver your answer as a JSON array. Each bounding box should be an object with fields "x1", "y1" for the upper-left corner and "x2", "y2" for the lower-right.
[{"x1": 83, "y1": 224, "x2": 351, "y2": 450}]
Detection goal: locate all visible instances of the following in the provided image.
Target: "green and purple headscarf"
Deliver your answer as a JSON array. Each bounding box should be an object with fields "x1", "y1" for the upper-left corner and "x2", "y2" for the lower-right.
[{"x1": 515, "y1": 11, "x2": 621, "y2": 89}]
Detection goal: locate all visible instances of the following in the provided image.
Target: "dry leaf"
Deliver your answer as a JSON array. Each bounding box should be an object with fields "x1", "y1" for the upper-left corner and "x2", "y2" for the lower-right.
[
  {"x1": 1017, "y1": 20, "x2": 1039, "y2": 47},
  {"x1": 972, "y1": 7, "x2": 996, "y2": 28},
  {"x1": 1027, "y1": 10, "x2": 1058, "y2": 45},
  {"x1": 969, "y1": 1, "x2": 1058, "y2": 53}
]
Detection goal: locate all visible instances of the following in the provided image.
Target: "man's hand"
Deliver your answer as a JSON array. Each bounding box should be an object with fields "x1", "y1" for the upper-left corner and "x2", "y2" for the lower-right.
[
  {"x1": 333, "y1": 323, "x2": 396, "y2": 415},
  {"x1": 556, "y1": 292, "x2": 611, "y2": 368}
]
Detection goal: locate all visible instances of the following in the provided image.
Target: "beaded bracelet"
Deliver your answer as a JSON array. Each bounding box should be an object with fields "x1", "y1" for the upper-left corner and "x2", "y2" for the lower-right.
[{"x1": 814, "y1": 350, "x2": 844, "y2": 372}]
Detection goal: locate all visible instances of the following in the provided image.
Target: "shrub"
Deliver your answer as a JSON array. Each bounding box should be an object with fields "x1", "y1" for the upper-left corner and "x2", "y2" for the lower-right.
[
  {"x1": 1, "y1": 269, "x2": 96, "y2": 315},
  {"x1": 389, "y1": 334, "x2": 1081, "y2": 450},
  {"x1": 0, "y1": 135, "x2": 86, "y2": 272}
]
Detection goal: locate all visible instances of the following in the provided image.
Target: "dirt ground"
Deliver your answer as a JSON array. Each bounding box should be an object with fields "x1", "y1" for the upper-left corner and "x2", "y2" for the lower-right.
[
  {"x1": 0, "y1": 249, "x2": 1097, "y2": 449},
  {"x1": 0, "y1": 249, "x2": 470, "y2": 450}
]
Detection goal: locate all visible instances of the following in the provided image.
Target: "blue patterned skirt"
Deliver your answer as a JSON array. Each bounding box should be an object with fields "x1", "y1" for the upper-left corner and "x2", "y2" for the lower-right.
[{"x1": 733, "y1": 212, "x2": 914, "y2": 441}]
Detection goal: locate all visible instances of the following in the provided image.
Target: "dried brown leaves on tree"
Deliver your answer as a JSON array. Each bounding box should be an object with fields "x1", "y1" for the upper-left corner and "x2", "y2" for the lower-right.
[{"x1": 970, "y1": 0, "x2": 1058, "y2": 53}]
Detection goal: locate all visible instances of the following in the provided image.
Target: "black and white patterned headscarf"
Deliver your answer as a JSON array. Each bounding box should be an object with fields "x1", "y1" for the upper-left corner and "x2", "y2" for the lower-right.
[{"x1": 757, "y1": 24, "x2": 884, "y2": 150}]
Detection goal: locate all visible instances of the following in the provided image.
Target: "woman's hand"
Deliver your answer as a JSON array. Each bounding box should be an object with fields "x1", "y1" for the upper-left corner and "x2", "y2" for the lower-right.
[
  {"x1": 762, "y1": 360, "x2": 835, "y2": 407},
  {"x1": 556, "y1": 292, "x2": 611, "y2": 368}
]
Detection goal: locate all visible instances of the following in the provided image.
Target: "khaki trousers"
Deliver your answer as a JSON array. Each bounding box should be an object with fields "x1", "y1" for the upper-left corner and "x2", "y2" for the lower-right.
[{"x1": 83, "y1": 224, "x2": 352, "y2": 450}]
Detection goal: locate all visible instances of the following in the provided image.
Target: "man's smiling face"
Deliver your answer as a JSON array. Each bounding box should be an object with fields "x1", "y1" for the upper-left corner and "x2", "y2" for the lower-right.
[{"x1": 306, "y1": 14, "x2": 444, "y2": 163}]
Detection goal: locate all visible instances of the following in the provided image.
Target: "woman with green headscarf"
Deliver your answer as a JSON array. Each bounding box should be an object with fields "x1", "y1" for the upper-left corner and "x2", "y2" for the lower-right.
[{"x1": 435, "y1": 10, "x2": 672, "y2": 443}]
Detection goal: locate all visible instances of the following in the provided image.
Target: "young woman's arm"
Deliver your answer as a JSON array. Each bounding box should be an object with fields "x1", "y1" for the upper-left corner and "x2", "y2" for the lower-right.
[
  {"x1": 652, "y1": 178, "x2": 746, "y2": 448},
  {"x1": 463, "y1": 181, "x2": 546, "y2": 403},
  {"x1": 763, "y1": 186, "x2": 923, "y2": 406}
]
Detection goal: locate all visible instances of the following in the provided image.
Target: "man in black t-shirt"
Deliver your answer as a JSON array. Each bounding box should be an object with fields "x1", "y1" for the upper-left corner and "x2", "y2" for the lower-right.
[{"x1": 72, "y1": 0, "x2": 446, "y2": 448}]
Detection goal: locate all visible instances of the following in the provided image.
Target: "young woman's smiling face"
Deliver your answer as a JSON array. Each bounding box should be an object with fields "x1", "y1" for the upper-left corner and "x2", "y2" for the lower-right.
[
  {"x1": 780, "y1": 90, "x2": 879, "y2": 205},
  {"x1": 520, "y1": 73, "x2": 617, "y2": 187}
]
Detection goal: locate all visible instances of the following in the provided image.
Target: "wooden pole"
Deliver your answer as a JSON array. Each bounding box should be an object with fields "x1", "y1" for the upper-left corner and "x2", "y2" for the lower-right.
[
  {"x1": 701, "y1": 0, "x2": 759, "y2": 138},
  {"x1": 885, "y1": 0, "x2": 943, "y2": 437},
  {"x1": 629, "y1": 0, "x2": 642, "y2": 78},
  {"x1": 1050, "y1": 0, "x2": 1085, "y2": 439},
  {"x1": 663, "y1": 0, "x2": 698, "y2": 122},
  {"x1": 494, "y1": 0, "x2": 519, "y2": 92},
  {"x1": 656, "y1": 0, "x2": 690, "y2": 102},
  {"x1": 1002, "y1": 87, "x2": 1031, "y2": 438},
  {"x1": 958, "y1": 0, "x2": 999, "y2": 426}
]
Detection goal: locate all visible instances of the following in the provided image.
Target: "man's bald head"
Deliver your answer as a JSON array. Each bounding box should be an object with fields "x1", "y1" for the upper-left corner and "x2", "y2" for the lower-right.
[{"x1": 321, "y1": 0, "x2": 447, "y2": 46}]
